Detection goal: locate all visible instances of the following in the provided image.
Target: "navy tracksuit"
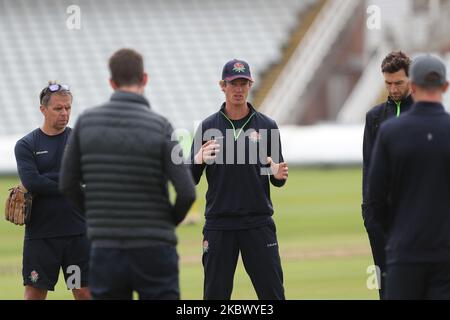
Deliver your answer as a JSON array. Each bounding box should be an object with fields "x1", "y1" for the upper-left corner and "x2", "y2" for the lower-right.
[
  {"x1": 362, "y1": 95, "x2": 413, "y2": 298},
  {"x1": 14, "y1": 128, "x2": 89, "y2": 290},
  {"x1": 367, "y1": 101, "x2": 450, "y2": 299},
  {"x1": 190, "y1": 103, "x2": 285, "y2": 300}
]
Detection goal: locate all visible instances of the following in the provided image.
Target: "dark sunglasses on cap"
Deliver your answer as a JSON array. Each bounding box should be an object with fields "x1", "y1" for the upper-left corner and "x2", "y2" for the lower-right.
[{"x1": 40, "y1": 83, "x2": 70, "y2": 104}]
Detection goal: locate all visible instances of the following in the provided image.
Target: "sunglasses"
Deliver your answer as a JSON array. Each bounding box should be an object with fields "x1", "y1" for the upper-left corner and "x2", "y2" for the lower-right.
[
  {"x1": 48, "y1": 84, "x2": 70, "y2": 92},
  {"x1": 40, "y1": 84, "x2": 70, "y2": 104}
]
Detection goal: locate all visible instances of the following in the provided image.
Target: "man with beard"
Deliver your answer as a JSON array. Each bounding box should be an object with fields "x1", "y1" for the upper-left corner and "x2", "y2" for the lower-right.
[{"x1": 362, "y1": 51, "x2": 413, "y2": 299}]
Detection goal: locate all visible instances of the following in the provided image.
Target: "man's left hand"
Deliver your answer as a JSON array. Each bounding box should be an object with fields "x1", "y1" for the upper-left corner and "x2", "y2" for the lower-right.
[{"x1": 267, "y1": 157, "x2": 288, "y2": 180}]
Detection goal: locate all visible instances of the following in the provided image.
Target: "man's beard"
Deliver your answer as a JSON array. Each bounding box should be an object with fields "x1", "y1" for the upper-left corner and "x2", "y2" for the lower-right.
[{"x1": 391, "y1": 90, "x2": 410, "y2": 102}]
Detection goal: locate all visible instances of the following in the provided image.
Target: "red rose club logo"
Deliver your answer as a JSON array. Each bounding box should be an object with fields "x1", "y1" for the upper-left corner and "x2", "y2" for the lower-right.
[
  {"x1": 30, "y1": 270, "x2": 39, "y2": 283},
  {"x1": 232, "y1": 62, "x2": 246, "y2": 73},
  {"x1": 249, "y1": 131, "x2": 262, "y2": 143},
  {"x1": 203, "y1": 240, "x2": 209, "y2": 253}
]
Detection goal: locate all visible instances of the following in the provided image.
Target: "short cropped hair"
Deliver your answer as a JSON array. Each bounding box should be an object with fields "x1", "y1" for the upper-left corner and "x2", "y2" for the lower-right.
[{"x1": 109, "y1": 48, "x2": 144, "y2": 86}]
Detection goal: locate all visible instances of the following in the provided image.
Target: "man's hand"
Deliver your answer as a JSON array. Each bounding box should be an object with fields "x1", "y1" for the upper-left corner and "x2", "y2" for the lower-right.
[
  {"x1": 194, "y1": 140, "x2": 221, "y2": 165},
  {"x1": 267, "y1": 157, "x2": 288, "y2": 180}
]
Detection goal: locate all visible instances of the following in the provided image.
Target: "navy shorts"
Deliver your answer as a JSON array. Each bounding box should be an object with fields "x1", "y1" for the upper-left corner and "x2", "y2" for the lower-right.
[{"x1": 22, "y1": 234, "x2": 90, "y2": 291}]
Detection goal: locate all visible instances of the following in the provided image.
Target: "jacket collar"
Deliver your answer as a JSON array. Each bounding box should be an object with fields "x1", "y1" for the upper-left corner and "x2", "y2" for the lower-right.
[
  {"x1": 110, "y1": 90, "x2": 151, "y2": 109},
  {"x1": 410, "y1": 101, "x2": 446, "y2": 115},
  {"x1": 219, "y1": 102, "x2": 257, "y2": 117},
  {"x1": 387, "y1": 94, "x2": 414, "y2": 107}
]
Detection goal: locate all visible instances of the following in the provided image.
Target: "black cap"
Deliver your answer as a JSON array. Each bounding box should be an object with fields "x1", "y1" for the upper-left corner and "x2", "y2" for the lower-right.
[
  {"x1": 222, "y1": 59, "x2": 253, "y2": 82},
  {"x1": 410, "y1": 54, "x2": 447, "y2": 88}
]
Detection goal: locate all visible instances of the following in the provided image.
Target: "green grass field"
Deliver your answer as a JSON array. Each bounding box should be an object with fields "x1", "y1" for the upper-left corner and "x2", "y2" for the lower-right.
[{"x1": 0, "y1": 167, "x2": 378, "y2": 300}]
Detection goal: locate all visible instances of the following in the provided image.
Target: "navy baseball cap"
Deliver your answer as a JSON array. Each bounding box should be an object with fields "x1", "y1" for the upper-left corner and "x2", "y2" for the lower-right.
[
  {"x1": 410, "y1": 54, "x2": 447, "y2": 88},
  {"x1": 222, "y1": 59, "x2": 253, "y2": 82}
]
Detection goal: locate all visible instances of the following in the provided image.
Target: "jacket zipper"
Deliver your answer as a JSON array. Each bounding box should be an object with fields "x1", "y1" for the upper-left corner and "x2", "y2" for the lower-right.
[{"x1": 220, "y1": 111, "x2": 255, "y2": 141}]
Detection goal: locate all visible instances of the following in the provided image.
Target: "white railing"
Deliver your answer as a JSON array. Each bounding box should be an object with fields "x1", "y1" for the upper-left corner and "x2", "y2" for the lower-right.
[
  {"x1": 279, "y1": 124, "x2": 364, "y2": 165},
  {"x1": 0, "y1": 136, "x2": 21, "y2": 175},
  {"x1": 259, "y1": 0, "x2": 360, "y2": 124},
  {"x1": 443, "y1": 53, "x2": 450, "y2": 111}
]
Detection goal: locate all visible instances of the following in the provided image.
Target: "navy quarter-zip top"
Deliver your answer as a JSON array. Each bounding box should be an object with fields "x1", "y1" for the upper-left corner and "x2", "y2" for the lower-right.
[
  {"x1": 367, "y1": 102, "x2": 450, "y2": 265},
  {"x1": 190, "y1": 103, "x2": 285, "y2": 230}
]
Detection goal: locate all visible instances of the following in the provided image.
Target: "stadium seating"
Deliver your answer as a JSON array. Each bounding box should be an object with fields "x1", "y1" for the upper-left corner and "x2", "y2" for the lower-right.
[{"x1": 0, "y1": 0, "x2": 318, "y2": 135}]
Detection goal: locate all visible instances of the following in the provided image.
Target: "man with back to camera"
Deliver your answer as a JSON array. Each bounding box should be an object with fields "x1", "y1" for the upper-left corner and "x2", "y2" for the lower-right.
[
  {"x1": 14, "y1": 82, "x2": 91, "y2": 300},
  {"x1": 59, "y1": 48, "x2": 196, "y2": 299},
  {"x1": 367, "y1": 54, "x2": 450, "y2": 299},
  {"x1": 362, "y1": 51, "x2": 413, "y2": 298},
  {"x1": 190, "y1": 59, "x2": 288, "y2": 300}
]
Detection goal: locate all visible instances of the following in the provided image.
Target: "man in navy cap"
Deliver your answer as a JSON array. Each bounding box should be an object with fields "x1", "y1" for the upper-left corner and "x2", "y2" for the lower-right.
[
  {"x1": 367, "y1": 54, "x2": 450, "y2": 299},
  {"x1": 190, "y1": 59, "x2": 288, "y2": 300}
]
